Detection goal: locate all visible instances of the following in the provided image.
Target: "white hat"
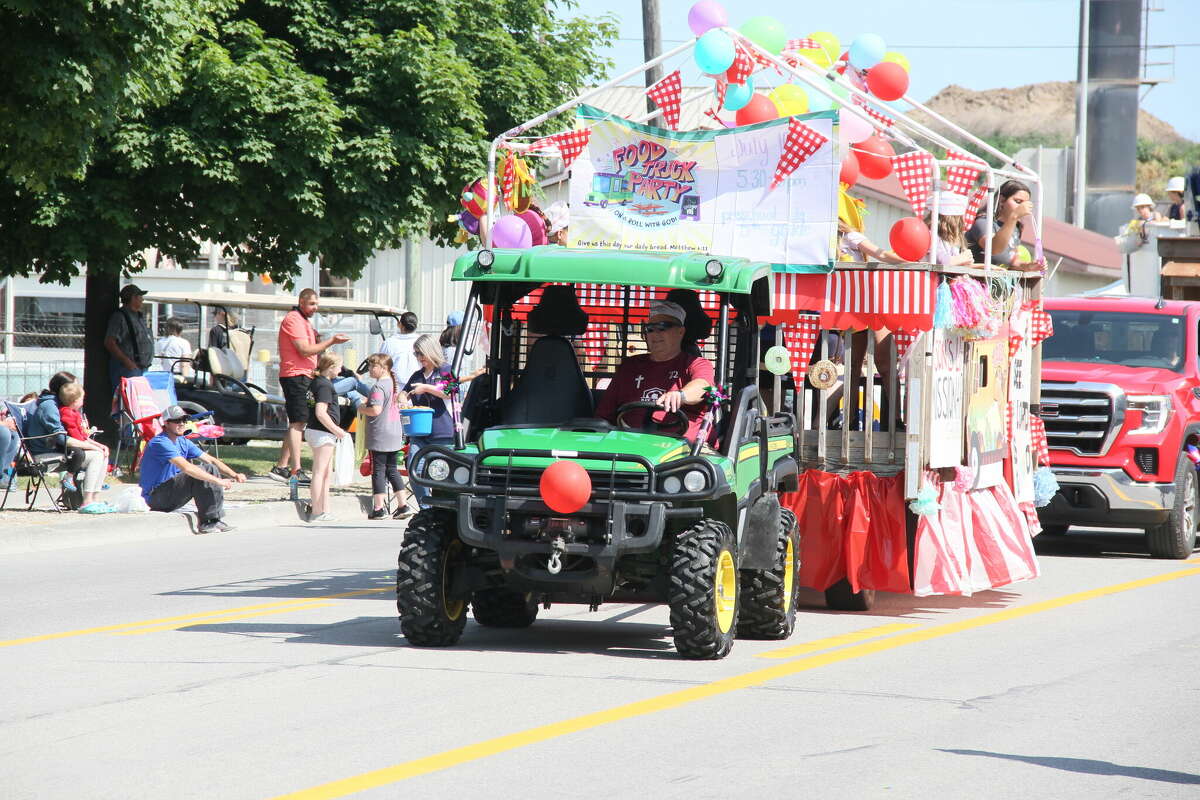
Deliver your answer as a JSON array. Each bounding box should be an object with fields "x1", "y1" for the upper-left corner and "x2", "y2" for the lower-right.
[
  {"x1": 1166, "y1": 176, "x2": 1186, "y2": 193},
  {"x1": 1132, "y1": 193, "x2": 1155, "y2": 209},
  {"x1": 927, "y1": 190, "x2": 968, "y2": 216},
  {"x1": 544, "y1": 201, "x2": 570, "y2": 235},
  {"x1": 647, "y1": 300, "x2": 686, "y2": 325}
]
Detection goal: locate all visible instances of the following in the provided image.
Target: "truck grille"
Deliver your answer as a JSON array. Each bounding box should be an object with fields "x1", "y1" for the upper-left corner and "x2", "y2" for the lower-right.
[
  {"x1": 475, "y1": 466, "x2": 650, "y2": 494},
  {"x1": 1039, "y1": 383, "x2": 1124, "y2": 456}
]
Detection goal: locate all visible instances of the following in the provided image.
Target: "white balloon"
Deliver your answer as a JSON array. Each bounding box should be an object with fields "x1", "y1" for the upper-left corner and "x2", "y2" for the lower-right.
[{"x1": 839, "y1": 107, "x2": 875, "y2": 144}]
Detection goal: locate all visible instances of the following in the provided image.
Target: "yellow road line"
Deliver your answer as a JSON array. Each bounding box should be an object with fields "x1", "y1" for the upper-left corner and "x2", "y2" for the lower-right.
[
  {"x1": 114, "y1": 603, "x2": 337, "y2": 635},
  {"x1": 270, "y1": 567, "x2": 1200, "y2": 800},
  {"x1": 0, "y1": 587, "x2": 390, "y2": 648},
  {"x1": 755, "y1": 622, "x2": 921, "y2": 659}
]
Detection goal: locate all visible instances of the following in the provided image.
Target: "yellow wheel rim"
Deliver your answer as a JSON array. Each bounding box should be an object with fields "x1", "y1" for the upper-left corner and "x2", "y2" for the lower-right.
[
  {"x1": 442, "y1": 540, "x2": 464, "y2": 621},
  {"x1": 714, "y1": 549, "x2": 737, "y2": 633},
  {"x1": 782, "y1": 536, "x2": 795, "y2": 613}
]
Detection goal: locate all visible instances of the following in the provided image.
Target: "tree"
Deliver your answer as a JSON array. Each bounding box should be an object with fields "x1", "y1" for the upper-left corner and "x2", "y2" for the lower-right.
[{"x1": 0, "y1": 1, "x2": 616, "y2": 435}]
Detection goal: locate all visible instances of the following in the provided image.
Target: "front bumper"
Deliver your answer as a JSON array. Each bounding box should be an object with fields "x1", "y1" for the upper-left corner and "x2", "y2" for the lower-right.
[{"x1": 1038, "y1": 467, "x2": 1174, "y2": 528}]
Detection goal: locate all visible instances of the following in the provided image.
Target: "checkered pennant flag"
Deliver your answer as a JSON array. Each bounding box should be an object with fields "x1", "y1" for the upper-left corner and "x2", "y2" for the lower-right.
[
  {"x1": 893, "y1": 330, "x2": 919, "y2": 361},
  {"x1": 769, "y1": 118, "x2": 828, "y2": 190},
  {"x1": 727, "y1": 41, "x2": 755, "y2": 86},
  {"x1": 646, "y1": 69, "x2": 683, "y2": 130},
  {"x1": 1008, "y1": 331, "x2": 1023, "y2": 359},
  {"x1": 581, "y1": 323, "x2": 607, "y2": 366},
  {"x1": 945, "y1": 149, "x2": 985, "y2": 196},
  {"x1": 712, "y1": 78, "x2": 727, "y2": 116},
  {"x1": 963, "y1": 185, "x2": 989, "y2": 228},
  {"x1": 529, "y1": 129, "x2": 592, "y2": 170},
  {"x1": 784, "y1": 38, "x2": 819, "y2": 53},
  {"x1": 891, "y1": 151, "x2": 935, "y2": 215},
  {"x1": 1030, "y1": 416, "x2": 1051, "y2": 466},
  {"x1": 852, "y1": 94, "x2": 895, "y2": 127},
  {"x1": 1029, "y1": 307, "x2": 1054, "y2": 346},
  {"x1": 780, "y1": 315, "x2": 821, "y2": 384}
]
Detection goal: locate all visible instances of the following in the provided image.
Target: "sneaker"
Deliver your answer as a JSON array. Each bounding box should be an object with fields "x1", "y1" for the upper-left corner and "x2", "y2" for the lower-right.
[
  {"x1": 294, "y1": 469, "x2": 312, "y2": 485},
  {"x1": 79, "y1": 502, "x2": 114, "y2": 514},
  {"x1": 62, "y1": 473, "x2": 77, "y2": 492},
  {"x1": 198, "y1": 519, "x2": 234, "y2": 534},
  {"x1": 309, "y1": 512, "x2": 336, "y2": 523},
  {"x1": 268, "y1": 465, "x2": 291, "y2": 483},
  {"x1": 393, "y1": 506, "x2": 415, "y2": 520},
  {"x1": 367, "y1": 508, "x2": 388, "y2": 520}
]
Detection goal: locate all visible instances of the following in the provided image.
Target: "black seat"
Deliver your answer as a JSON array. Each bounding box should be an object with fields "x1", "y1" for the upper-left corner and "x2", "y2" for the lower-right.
[{"x1": 502, "y1": 336, "x2": 594, "y2": 425}]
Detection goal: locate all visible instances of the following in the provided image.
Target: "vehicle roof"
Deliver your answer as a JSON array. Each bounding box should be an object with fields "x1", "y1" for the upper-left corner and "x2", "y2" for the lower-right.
[
  {"x1": 143, "y1": 291, "x2": 403, "y2": 316},
  {"x1": 1045, "y1": 295, "x2": 1196, "y2": 316},
  {"x1": 453, "y1": 247, "x2": 771, "y2": 295}
]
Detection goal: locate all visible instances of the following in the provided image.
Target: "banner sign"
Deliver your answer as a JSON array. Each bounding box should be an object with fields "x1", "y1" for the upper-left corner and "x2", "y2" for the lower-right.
[
  {"x1": 927, "y1": 330, "x2": 965, "y2": 468},
  {"x1": 568, "y1": 105, "x2": 838, "y2": 271}
]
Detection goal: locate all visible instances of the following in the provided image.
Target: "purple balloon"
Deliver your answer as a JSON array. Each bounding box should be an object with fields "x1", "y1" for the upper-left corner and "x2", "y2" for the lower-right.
[
  {"x1": 688, "y1": 1, "x2": 728, "y2": 37},
  {"x1": 458, "y1": 210, "x2": 479, "y2": 235},
  {"x1": 492, "y1": 214, "x2": 533, "y2": 249}
]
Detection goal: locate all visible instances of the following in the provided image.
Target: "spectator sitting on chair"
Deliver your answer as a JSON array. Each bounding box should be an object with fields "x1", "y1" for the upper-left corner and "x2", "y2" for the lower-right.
[
  {"x1": 105, "y1": 284, "x2": 155, "y2": 394},
  {"x1": 140, "y1": 405, "x2": 245, "y2": 533},
  {"x1": 57, "y1": 382, "x2": 112, "y2": 512},
  {"x1": 155, "y1": 317, "x2": 193, "y2": 376},
  {"x1": 25, "y1": 371, "x2": 77, "y2": 457},
  {"x1": 0, "y1": 405, "x2": 18, "y2": 491}
]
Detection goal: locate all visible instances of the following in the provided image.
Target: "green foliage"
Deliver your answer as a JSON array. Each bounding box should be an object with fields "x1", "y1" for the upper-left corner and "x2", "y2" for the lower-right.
[{"x1": 0, "y1": 0, "x2": 617, "y2": 285}]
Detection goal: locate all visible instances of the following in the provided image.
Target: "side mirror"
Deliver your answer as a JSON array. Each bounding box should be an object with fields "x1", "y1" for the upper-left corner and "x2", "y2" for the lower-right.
[{"x1": 368, "y1": 316, "x2": 382, "y2": 336}]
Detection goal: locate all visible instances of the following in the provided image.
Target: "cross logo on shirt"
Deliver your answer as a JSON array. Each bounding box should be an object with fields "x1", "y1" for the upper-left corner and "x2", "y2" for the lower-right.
[{"x1": 635, "y1": 374, "x2": 645, "y2": 388}]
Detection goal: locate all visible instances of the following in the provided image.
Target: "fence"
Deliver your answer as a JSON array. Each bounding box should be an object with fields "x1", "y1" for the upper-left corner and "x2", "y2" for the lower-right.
[{"x1": 0, "y1": 358, "x2": 85, "y2": 399}]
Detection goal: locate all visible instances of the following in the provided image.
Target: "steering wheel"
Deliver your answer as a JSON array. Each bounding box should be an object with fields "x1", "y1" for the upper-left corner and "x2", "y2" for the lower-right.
[{"x1": 615, "y1": 401, "x2": 689, "y2": 437}]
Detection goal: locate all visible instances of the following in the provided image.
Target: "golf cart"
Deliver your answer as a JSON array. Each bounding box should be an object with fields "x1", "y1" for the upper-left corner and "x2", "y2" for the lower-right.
[
  {"x1": 399, "y1": 247, "x2": 800, "y2": 660},
  {"x1": 143, "y1": 291, "x2": 406, "y2": 442}
]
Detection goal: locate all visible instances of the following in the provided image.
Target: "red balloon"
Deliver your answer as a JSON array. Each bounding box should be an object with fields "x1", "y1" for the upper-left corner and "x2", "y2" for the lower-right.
[
  {"x1": 854, "y1": 134, "x2": 894, "y2": 180},
  {"x1": 890, "y1": 217, "x2": 932, "y2": 262},
  {"x1": 839, "y1": 152, "x2": 860, "y2": 187},
  {"x1": 735, "y1": 93, "x2": 779, "y2": 127},
  {"x1": 867, "y1": 61, "x2": 909, "y2": 101},
  {"x1": 540, "y1": 460, "x2": 592, "y2": 514}
]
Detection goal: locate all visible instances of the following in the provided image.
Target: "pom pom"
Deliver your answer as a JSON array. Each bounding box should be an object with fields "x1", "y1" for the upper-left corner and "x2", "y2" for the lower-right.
[
  {"x1": 952, "y1": 465, "x2": 975, "y2": 493},
  {"x1": 1033, "y1": 466, "x2": 1059, "y2": 508},
  {"x1": 933, "y1": 279, "x2": 954, "y2": 329},
  {"x1": 949, "y1": 276, "x2": 1001, "y2": 339},
  {"x1": 908, "y1": 484, "x2": 941, "y2": 516}
]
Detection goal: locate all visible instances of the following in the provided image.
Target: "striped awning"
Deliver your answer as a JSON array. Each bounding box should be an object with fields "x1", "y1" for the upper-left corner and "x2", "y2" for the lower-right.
[{"x1": 771, "y1": 270, "x2": 937, "y2": 331}]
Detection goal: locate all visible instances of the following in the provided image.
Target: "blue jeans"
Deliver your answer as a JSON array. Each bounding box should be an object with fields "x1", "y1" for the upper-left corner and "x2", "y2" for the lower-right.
[
  {"x1": 332, "y1": 377, "x2": 373, "y2": 409},
  {"x1": 0, "y1": 426, "x2": 19, "y2": 489},
  {"x1": 407, "y1": 435, "x2": 454, "y2": 508}
]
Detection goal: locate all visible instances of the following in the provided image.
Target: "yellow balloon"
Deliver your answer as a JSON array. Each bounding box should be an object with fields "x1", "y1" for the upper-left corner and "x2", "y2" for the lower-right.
[
  {"x1": 769, "y1": 84, "x2": 809, "y2": 116},
  {"x1": 883, "y1": 51, "x2": 910, "y2": 73},
  {"x1": 808, "y1": 31, "x2": 841, "y2": 68}
]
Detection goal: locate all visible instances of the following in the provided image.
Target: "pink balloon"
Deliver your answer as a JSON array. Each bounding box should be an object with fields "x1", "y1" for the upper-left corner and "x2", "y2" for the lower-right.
[
  {"x1": 839, "y1": 107, "x2": 874, "y2": 144},
  {"x1": 492, "y1": 214, "x2": 533, "y2": 249},
  {"x1": 688, "y1": 1, "x2": 728, "y2": 36},
  {"x1": 516, "y1": 209, "x2": 548, "y2": 246}
]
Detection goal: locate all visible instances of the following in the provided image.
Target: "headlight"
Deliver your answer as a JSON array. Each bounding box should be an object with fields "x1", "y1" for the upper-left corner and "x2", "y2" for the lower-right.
[
  {"x1": 452, "y1": 466, "x2": 470, "y2": 484},
  {"x1": 683, "y1": 469, "x2": 707, "y2": 492},
  {"x1": 1127, "y1": 395, "x2": 1171, "y2": 435},
  {"x1": 426, "y1": 458, "x2": 450, "y2": 481},
  {"x1": 662, "y1": 475, "x2": 682, "y2": 494}
]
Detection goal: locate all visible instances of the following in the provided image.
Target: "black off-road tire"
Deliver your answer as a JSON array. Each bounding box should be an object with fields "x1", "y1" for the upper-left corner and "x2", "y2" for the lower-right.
[
  {"x1": 1146, "y1": 455, "x2": 1198, "y2": 560},
  {"x1": 669, "y1": 518, "x2": 739, "y2": 660},
  {"x1": 396, "y1": 509, "x2": 468, "y2": 646},
  {"x1": 737, "y1": 508, "x2": 799, "y2": 640},
  {"x1": 472, "y1": 588, "x2": 538, "y2": 628},
  {"x1": 824, "y1": 578, "x2": 875, "y2": 612}
]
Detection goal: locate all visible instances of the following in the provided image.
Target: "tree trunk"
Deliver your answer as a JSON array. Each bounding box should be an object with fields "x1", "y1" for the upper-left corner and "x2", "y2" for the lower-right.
[{"x1": 84, "y1": 270, "x2": 118, "y2": 448}]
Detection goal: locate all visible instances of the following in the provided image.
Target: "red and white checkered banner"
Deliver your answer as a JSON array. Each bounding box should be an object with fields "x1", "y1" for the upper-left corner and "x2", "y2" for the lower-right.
[
  {"x1": 780, "y1": 315, "x2": 821, "y2": 385},
  {"x1": 1030, "y1": 415, "x2": 1051, "y2": 466},
  {"x1": 963, "y1": 185, "x2": 989, "y2": 228},
  {"x1": 1027, "y1": 305, "x2": 1054, "y2": 345},
  {"x1": 851, "y1": 94, "x2": 895, "y2": 128},
  {"x1": 510, "y1": 284, "x2": 721, "y2": 321},
  {"x1": 891, "y1": 151, "x2": 935, "y2": 216},
  {"x1": 893, "y1": 330, "x2": 919, "y2": 361},
  {"x1": 711, "y1": 78, "x2": 728, "y2": 119},
  {"x1": 944, "y1": 149, "x2": 985, "y2": 196},
  {"x1": 528, "y1": 129, "x2": 592, "y2": 170},
  {"x1": 581, "y1": 323, "x2": 607, "y2": 366},
  {"x1": 823, "y1": 269, "x2": 937, "y2": 331},
  {"x1": 728, "y1": 41, "x2": 755, "y2": 86},
  {"x1": 646, "y1": 69, "x2": 683, "y2": 131},
  {"x1": 784, "y1": 38, "x2": 819, "y2": 53},
  {"x1": 1008, "y1": 332, "x2": 1023, "y2": 359},
  {"x1": 770, "y1": 118, "x2": 828, "y2": 190}
]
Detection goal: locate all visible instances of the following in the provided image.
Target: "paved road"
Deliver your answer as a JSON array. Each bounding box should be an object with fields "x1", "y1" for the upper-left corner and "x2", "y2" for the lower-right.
[{"x1": 2, "y1": 520, "x2": 1198, "y2": 800}]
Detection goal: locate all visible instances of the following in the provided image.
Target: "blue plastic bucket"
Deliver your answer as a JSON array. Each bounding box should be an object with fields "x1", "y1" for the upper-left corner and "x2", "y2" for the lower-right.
[{"x1": 401, "y1": 407, "x2": 433, "y2": 436}]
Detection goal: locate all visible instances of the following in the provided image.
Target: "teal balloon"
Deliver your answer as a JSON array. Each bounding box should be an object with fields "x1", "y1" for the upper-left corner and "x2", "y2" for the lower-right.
[
  {"x1": 694, "y1": 29, "x2": 736, "y2": 74},
  {"x1": 807, "y1": 80, "x2": 848, "y2": 112},
  {"x1": 723, "y1": 76, "x2": 755, "y2": 111},
  {"x1": 849, "y1": 33, "x2": 886, "y2": 70},
  {"x1": 738, "y1": 15, "x2": 787, "y2": 55}
]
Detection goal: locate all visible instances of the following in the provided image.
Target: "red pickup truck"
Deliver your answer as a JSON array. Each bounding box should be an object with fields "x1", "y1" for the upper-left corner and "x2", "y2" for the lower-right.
[{"x1": 1039, "y1": 296, "x2": 1200, "y2": 559}]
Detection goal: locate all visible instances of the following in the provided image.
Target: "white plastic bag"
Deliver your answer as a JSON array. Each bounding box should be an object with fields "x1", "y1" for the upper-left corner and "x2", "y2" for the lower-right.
[
  {"x1": 115, "y1": 486, "x2": 150, "y2": 513},
  {"x1": 331, "y1": 434, "x2": 356, "y2": 488}
]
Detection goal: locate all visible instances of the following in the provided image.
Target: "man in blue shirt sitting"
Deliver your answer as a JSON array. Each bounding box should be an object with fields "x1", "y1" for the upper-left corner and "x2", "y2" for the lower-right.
[{"x1": 140, "y1": 405, "x2": 246, "y2": 533}]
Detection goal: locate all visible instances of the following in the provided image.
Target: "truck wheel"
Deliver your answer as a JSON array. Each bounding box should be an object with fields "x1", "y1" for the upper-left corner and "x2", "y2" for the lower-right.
[
  {"x1": 1146, "y1": 456, "x2": 1198, "y2": 560},
  {"x1": 396, "y1": 509, "x2": 468, "y2": 646},
  {"x1": 736, "y1": 508, "x2": 799, "y2": 640},
  {"x1": 669, "y1": 518, "x2": 738, "y2": 660},
  {"x1": 472, "y1": 588, "x2": 538, "y2": 628},
  {"x1": 824, "y1": 578, "x2": 875, "y2": 611}
]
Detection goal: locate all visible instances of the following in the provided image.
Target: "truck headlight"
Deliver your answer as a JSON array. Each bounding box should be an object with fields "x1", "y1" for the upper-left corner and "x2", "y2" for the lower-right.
[
  {"x1": 452, "y1": 466, "x2": 470, "y2": 484},
  {"x1": 683, "y1": 469, "x2": 707, "y2": 492},
  {"x1": 662, "y1": 475, "x2": 682, "y2": 494},
  {"x1": 1127, "y1": 395, "x2": 1171, "y2": 435},
  {"x1": 426, "y1": 458, "x2": 451, "y2": 481}
]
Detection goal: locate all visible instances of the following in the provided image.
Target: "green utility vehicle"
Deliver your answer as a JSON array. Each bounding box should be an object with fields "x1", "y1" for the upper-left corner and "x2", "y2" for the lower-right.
[{"x1": 397, "y1": 247, "x2": 800, "y2": 659}]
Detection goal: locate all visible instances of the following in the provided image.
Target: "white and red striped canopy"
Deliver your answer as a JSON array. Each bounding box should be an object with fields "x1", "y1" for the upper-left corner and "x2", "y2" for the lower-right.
[{"x1": 769, "y1": 270, "x2": 937, "y2": 331}]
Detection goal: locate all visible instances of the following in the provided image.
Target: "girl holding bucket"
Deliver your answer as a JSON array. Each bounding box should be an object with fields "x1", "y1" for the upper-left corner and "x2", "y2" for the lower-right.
[{"x1": 401, "y1": 334, "x2": 454, "y2": 508}]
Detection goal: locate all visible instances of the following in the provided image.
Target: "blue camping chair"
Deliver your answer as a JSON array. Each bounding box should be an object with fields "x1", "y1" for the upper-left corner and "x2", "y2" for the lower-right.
[{"x1": 0, "y1": 400, "x2": 79, "y2": 512}]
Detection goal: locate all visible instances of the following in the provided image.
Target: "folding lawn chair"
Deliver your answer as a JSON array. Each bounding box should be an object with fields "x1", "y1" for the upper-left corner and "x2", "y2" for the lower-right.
[
  {"x1": 0, "y1": 400, "x2": 79, "y2": 512},
  {"x1": 112, "y1": 375, "x2": 222, "y2": 475}
]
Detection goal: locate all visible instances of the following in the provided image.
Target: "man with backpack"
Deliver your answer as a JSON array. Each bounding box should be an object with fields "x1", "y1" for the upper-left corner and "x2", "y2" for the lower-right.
[{"x1": 104, "y1": 284, "x2": 155, "y2": 394}]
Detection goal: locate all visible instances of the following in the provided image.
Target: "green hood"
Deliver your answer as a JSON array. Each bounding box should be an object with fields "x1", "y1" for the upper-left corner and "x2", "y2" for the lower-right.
[{"x1": 477, "y1": 426, "x2": 691, "y2": 471}]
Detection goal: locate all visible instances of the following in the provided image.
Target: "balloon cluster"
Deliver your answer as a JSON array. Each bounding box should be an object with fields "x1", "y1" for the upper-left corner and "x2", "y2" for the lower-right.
[{"x1": 458, "y1": 178, "x2": 551, "y2": 250}]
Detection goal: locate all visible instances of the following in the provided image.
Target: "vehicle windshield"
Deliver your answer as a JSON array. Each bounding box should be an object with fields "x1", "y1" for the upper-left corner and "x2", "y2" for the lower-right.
[
  {"x1": 1043, "y1": 310, "x2": 1185, "y2": 371},
  {"x1": 592, "y1": 174, "x2": 612, "y2": 192}
]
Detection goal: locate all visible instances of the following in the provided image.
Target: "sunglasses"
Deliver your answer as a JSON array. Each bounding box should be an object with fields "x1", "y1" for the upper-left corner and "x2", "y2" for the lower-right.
[{"x1": 642, "y1": 321, "x2": 681, "y2": 334}]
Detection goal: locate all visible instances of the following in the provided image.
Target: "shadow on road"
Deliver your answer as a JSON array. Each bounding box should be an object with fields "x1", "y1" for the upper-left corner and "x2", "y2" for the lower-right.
[
  {"x1": 160, "y1": 568, "x2": 394, "y2": 601},
  {"x1": 1033, "y1": 528, "x2": 1159, "y2": 559},
  {"x1": 792, "y1": 588, "x2": 1024, "y2": 618},
  {"x1": 938, "y1": 749, "x2": 1200, "y2": 785}
]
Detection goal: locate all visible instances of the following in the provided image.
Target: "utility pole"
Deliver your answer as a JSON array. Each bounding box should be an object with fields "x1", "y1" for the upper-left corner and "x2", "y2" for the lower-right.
[
  {"x1": 1073, "y1": 0, "x2": 1089, "y2": 229},
  {"x1": 642, "y1": 0, "x2": 662, "y2": 114}
]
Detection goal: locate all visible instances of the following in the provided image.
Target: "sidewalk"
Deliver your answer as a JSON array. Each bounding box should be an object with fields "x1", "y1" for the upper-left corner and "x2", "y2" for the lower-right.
[{"x1": 0, "y1": 475, "x2": 402, "y2": 555}]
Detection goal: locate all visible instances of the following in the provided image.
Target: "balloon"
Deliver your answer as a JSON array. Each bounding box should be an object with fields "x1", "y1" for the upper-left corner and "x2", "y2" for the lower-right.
[
  {"x1": 854, "y1": 134, "x2": 894, "y2": 179},
  {"x1": 840, "y1": 152, "x2": 860, "y2": 187},
  {"x1": 694, "y1": 29, "x2": 736, "y2": 74},
  {"x1": 491, "y1": 214, "x2": 533, "y2": 249},
  {"x1": 769, "y1": 84, "x2": 808, "y2": 117},
  {"x1": 849, "y1": 33, "x2": 886, "y2": 70},
  {"x1": 460, "y1": 178, "x2": 490, "y2": 218},
  {"x1": 883, "y1": 51, "x2": 910, "y2": 73},
  {"x1": 734, "y1": 93, "x2": 778, "y2": 126},
  {"x1": 808, "y1": 31, "x2": 841, "y2": 68},
  {"x1": 806, "y1": 79, "x2": 847, "y2": 112},
  {"x1": 739, "y1": 15, "x2": 787, "y2": 55},
  {"x1": 723, "y1": 76, "x2": 755, "y2": 111},
  {"x1": 540, "y1": 460, "x2": 592, "y2": 514},
  {"x1": 687, "y1": 0, "x2": 728, "y2": 36},
  {"x1": 890, "y1": 217, "x2": 932, "y2": 262},
  {"x1": 458, "y1": 210, "x2": 480, "y2": 235},
  {"x1": 839, "y1": 107, "x2": 874, "y2": 144},
  {"x1": 867, "y1": 61, "x2": 909, "y2": 101},
  {"x1": 516, "y1": 208, "x2": 548, "y2": 247}
]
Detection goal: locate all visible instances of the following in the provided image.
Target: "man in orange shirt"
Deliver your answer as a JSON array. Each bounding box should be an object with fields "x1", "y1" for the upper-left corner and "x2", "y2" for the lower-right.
[{"x1": 270, "y1": 289, "x2": 349, "y2": 483}]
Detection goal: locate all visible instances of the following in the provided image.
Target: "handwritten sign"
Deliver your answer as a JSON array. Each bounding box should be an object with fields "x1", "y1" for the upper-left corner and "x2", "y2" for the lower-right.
[{"x1": 927, "y1": 330, "x2": 965, "y2": 468}]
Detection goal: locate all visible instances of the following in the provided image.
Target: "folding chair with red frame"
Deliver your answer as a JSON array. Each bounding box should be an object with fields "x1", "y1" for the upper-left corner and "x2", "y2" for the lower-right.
[{"x1": 113, "y1": 375, "x2": 222, "y2": 475}]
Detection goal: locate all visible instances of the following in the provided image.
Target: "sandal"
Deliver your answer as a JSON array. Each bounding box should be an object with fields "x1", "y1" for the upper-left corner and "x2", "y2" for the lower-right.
[{"x1": 79, "y1": 502, "x2": 114, "y2": 514}]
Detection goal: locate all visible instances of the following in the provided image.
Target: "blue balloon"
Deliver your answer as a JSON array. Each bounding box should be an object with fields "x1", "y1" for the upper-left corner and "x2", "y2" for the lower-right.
[
  {"x1": 849, "y1": 33, "x2": 886, "y2": 70},
  {"x1": 723, "y1": 76, "x2": 755, "y2": 111},
  {"x1": 694, "y1": 29, "x2": 735, "y2": 75}
]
